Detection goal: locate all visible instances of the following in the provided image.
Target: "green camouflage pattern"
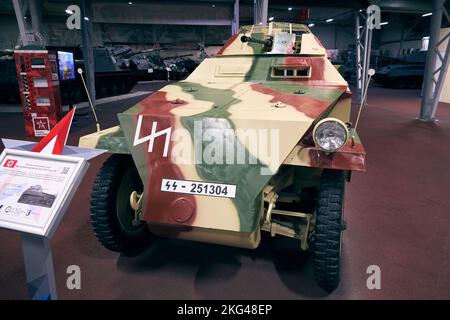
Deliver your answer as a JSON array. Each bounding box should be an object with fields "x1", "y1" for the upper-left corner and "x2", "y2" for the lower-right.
[{"x1": 79, "y1": 23, "x2": 366, "y2": 248}]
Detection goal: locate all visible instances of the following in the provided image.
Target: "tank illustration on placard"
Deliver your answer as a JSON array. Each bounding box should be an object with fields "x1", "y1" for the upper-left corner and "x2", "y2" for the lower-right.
[{"x1": 18, "y1": 185, "x2": 57, "y2": 208}]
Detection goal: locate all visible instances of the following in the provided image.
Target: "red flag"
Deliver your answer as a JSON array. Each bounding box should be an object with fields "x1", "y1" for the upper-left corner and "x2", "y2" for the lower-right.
[{"x1": 32, "y1": 108, "x2": 76, "y2": 155}]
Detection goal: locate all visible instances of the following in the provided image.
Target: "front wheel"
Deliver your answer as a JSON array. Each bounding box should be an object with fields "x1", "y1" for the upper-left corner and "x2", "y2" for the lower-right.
[
  {"x1": 313, "y1": 169, "x2": 345, "y2": 292},
  {"x1": 90, "y1": 154, "x2": 152, "y2": 254}
]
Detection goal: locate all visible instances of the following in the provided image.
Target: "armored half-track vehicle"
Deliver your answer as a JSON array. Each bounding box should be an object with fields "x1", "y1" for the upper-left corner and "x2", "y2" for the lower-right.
[{"x1": 80, "y1": 23, "x2": 366, "y2": 292}]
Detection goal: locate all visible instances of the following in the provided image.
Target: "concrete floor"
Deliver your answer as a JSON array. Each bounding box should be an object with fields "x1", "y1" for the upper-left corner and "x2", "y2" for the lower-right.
[{"x1": 0, "y1": 83, "x2": 449, "y2": 299}]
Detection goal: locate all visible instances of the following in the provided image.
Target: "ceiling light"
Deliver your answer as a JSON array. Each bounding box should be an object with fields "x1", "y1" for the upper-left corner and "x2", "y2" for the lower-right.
[
  {"x1": 288, "y1": 7, "x2": 292, "y2": 11},
  {"x1": 212, "y1": 4, "x2": 215, "y2": 7},
  {"x1": 65, "y1": 9, "x2": 74, "y2": 14},
  {"x1": 308, "y1": 23, "x2": 315, "y2": 27},
  {"x1": 380, "y1": 22, "x2": 389, "y2": 26},
  {"x1": 269, "y1": 17, "x2": 274, "y2": 21},
  {"x1": 84, "y1": 17, "x2": 89, "y2": 21},
  {"x1": 326, "y1": 19, "x2": 334, "y2": 23},
  {"x1": 128, "y1": 1, "x2": 133, "y2": 4},
  {"x1": 422, "y1": 12, "x2": 432, "y2": 17}
]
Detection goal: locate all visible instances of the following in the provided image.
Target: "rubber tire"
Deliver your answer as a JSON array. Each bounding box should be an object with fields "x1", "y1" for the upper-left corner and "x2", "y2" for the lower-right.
[
  {"x1": 90, "y1": 154, "x2": 152, "y2": 254},
  {"x1": 313, "y1": 169, "x2": 345, "y2": 293}
]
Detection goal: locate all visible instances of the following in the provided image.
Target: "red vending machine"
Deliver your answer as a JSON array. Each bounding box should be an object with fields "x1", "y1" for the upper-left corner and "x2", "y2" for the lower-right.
[{"x1": 14, "y1": 50, "x2": 63, "y2": 140}]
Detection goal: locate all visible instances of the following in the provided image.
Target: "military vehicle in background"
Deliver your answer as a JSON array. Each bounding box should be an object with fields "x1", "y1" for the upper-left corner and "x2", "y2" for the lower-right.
[
  {"x1": 0, "y1": 46, "x2": 138, "y2": 106},
  {"x1": 56, "y1": 46, "x2": 138, "y2": 105},
  {"x1": 0, "y1": 51, "x2": 20, "y2": 103},
  {"x1": 374, "y1": 63, "x2": 425, "y2": 88},
  {"x1": 373, "y1": 51, "x2": 426, "y2": 89},
  {"x1": 340, "y1": 48, "x2": 426, "y2": 88},
  {"x1": 79, "y1": 22, "x2": 367, "y2": 292},
  {"x1": 159, "y1": 53, "x2": 199, "y2": 80},
  {"x1": 118, "y1": 46, "x2": 200, "y2": 81}
]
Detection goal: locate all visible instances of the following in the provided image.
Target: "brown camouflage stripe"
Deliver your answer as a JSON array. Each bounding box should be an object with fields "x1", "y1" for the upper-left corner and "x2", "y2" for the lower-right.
[
  {"x1": 119, "y1": 91, "x2": 198, "y2": 227},
  {"x1": 249, "y1": 83, "x2": 346, "y2": 118},
  {"x1": 216, "y1": 33, "x2": 239, "y2": 55}
]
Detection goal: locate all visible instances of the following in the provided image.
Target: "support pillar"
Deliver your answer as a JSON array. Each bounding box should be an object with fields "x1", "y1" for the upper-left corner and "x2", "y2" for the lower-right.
[
  {"x1": 420, "y1": 0, "x2": 450, "y2": 121},
  {"x1": 29, "y1": 0, "x2": 43, "y2": 37},
  {"x1": 232, "y1": 0, "x2": 240, "y2": 34},
  {"x1": 21, "y1": 234, "x2": 57, "y2": 300},
  {"x1": 355, "y1": 9, "x2": 374, "y2": 106},
  {"x1": 12, "y1": 0, "x2": 29, "y2": 46},
  {"x1": 80, "y1": 0, "x2": 96, "y2": 107},
  {"x1": 254, "y1": 0, "x2": 268, "y2": 25},
  {"x1": 355, "y1": 11, "x2": 363, "y2": 94}
]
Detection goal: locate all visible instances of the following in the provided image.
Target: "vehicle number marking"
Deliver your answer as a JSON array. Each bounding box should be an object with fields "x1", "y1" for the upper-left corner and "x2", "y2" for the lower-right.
[{"x1": 161, "y1": 179, "x2": 236, "y2": 198}]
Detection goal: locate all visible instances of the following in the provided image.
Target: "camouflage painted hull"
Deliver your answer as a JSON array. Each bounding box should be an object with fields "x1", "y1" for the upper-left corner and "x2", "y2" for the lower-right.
[{"x1": 80, "y1": 23, "x2": 366, "y2": 248}]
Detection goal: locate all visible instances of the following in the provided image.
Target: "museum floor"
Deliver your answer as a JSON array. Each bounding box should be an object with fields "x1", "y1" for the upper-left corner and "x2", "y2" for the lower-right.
[{"x1": 0, "y1": 83, "x2": 449, "y2": 299}]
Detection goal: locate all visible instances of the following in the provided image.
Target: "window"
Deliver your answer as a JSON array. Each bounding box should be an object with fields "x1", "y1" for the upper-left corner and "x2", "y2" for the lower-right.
[{"x1": 271, "y1": 66, "x2": 311, "y2": 78}]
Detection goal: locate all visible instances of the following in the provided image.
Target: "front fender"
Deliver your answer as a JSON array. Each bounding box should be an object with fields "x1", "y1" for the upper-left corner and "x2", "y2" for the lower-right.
[
  {"x1": 283, "y1": 129, "x2": 366, "y2": 172},
  {"x1": 78, "y1": 125, "x2": 131, "y2": 154}
]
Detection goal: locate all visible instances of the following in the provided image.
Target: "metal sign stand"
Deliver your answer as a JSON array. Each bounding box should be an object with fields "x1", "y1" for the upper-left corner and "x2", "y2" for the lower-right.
[{"x1": 21, "y1": 233, "x2": 57, "y2": 300}]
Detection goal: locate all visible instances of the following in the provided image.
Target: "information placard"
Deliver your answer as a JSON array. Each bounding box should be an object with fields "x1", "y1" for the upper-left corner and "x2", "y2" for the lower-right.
[{"x1": 0, "y1": 149, "x2": 88, "y2": 237}]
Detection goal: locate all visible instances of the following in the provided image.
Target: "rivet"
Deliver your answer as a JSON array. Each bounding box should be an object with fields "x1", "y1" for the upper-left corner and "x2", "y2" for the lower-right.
[{"x1": 272, "y1": 101, "x2": 286, "y2": 108}]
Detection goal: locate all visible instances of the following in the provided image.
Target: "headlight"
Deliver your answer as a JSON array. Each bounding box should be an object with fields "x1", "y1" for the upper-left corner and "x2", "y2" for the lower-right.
[{"x1": 313, "y1": 118, "x2": 349, "y2": 152}]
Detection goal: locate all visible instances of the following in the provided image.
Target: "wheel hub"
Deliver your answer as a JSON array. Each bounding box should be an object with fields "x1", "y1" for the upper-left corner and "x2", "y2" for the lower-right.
[{"x1": 116, "y1": 169, "x2": 144, "y2": 235}]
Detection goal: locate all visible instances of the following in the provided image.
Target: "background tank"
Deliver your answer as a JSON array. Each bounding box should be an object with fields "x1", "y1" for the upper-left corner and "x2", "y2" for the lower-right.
[
  {"x1": 0, "y1": 46, "x2": 138, "y2": 106},
  {"x1": 52, "y1": 46, "x2": 138, "y2": 105},
  {"x1": 374, "y1": 64, "x2": 425, "y2": 88},
  {"x1": 119, "y1": 46, "x2": 200, "y2": 81},
  {"x1": 0, "y1": 51, "x2": 20, "y2": 103},
  {"x1": 373, "y1": 51, "x2": 426, "y2": 89}
]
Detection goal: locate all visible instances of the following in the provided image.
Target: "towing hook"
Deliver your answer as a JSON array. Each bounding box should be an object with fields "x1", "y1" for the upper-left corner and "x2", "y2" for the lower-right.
[{"x1": 129, "y1": 191, "x2": 141, "y2": 211}]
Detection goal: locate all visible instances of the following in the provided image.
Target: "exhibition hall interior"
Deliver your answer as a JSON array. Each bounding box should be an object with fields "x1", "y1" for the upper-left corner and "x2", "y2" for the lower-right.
[{"x1": 0, "y1": 0, "x2": 449, "y2": 301}]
